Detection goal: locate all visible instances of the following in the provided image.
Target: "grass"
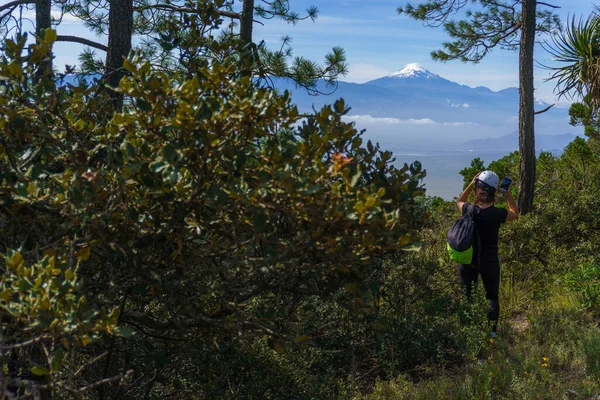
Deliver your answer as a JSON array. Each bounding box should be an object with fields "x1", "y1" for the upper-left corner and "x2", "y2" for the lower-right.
[{"x1": 356, "y1": 282, "x2": 600, "y2": 399}]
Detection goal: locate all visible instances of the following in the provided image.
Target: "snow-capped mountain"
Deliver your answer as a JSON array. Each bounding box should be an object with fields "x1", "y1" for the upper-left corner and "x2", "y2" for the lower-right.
[
  {"x1": 273, "y1": 62, "x2": 535, "y2": 119},
  {"x1": 272, "y1": 63, "x2": 578, "y2": 149},
  {"x1": 387, "y1": 63, "x2": 441, "y2": 79}
]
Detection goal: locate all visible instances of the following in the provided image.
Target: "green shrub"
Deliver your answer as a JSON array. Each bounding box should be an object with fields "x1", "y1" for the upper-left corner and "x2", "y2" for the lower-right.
[
  {"x1": 565, "y1": 264, "x2": 600, "y2": 313},
  {"x1": 0, "y1": 30, "x2": 428, "y2": 397},
  {"x1": 583, "y1": 331, "x2": 600, "y2": 378}
]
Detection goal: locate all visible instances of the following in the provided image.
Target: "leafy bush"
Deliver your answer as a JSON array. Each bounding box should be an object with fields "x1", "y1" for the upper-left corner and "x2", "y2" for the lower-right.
[
  {"x1": 0, "y1": 248, "x2": 129, "y2": 397},
  {"x1": 565, "y1": 264, "x2": 600, "y2": 313},
  {"x1": 0, "y1": 31, "x2": 427, "y2": 397}
]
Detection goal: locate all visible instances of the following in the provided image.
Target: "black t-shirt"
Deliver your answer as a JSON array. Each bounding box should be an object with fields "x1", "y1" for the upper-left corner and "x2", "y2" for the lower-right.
[{"x1": 462, "y1": 203, "x2": 508, "y2": 264}]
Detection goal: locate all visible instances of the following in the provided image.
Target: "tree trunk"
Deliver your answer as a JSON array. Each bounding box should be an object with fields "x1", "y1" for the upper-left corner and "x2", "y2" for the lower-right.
[
  {"x1": 240, "y1": 0, "x2": 255, "y2": 77},
  {"x1": 105, "y1": 0, "x2": 133, "y2": 108},
  {"x1": 35, "y1": 0, "x2": 52, "y2": 79},
  {"x1": 517, "y1": 0, "x2": 537, "y2": 215}
]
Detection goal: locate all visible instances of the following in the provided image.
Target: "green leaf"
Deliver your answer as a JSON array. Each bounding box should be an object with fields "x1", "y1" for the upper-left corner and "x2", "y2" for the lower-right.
[
  {"x1": 70, "y1": 185, "x2": 84, "y2": 203},
  {"x1": 28, "y1": 165, "x2": 44, "y2": 179},
  {"x1": 334, "y1": 99, "x2": 346, "y2": 113},
  {"x1": 113, "y1": 326, "x2": 136, "y2": 338},
  {"x1": 15, "y1": 182, "x2": 28, "y2": 197},
  {"x1": 74, "y1": 119, "x2": 85, "y2": 131},
  {"x1": 305, "y1": 184, "x2": 321, "y2": 195},
  {"x1": 350, "y1": 166, "x2": 362, "y2": 187},
  {"x1": 235, "y1": 153, "x2": 247, "y2": 171},
  {"x1": 123, "y1": 58, "x2": 135, "y2": 72},
  {"x1": 400, "y1": 242, "x2": 422, "y2": 252},
  {"x1": 52, "y1": 348, "x2": 65, "y2": 372},
  {"x1": 137, "y1": 100, "x2": 152, "y2": 112},
  {"x1": 216, "y1": 189, "x2": 229, "y2": 203},
  {"x1": 150, "y1": 161, "x2": 167, "y2": 173},
  {"x1": 44, "y1": 29, "x2": 57, "y2": 44},
  {"x1": 81, "y1": 309, "x2": 100, "y2": 324},
  {"x1": 133, "y1": 283, "x2": 148, "y2": 295},
  {"x1": 31, "y1": 366, "x2": 49, "y2": 376},
  {"x1": 163, "y1": 143, "x2": 177, "y2": 163},
  {"x1": 140, "y1": 169, "x2": 156, "y2": 187},
  {"x1": 126, "y1": 142, "x2": 136, "y2": 158},
  {"x1": 16, "y1": 280, "x2": 33, "y2": 291},
  {"x1": 252, "y1": 213, "x2": 268, "y2": 234}
]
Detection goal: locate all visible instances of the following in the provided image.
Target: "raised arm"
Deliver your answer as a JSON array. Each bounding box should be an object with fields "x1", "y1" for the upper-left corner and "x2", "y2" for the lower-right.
[
  {"x1": 505, "y1": 187, "x2": 519, "y2": 222},
  {"x1": 456, "y1": 172, "x2": 480, "y2": 212}
]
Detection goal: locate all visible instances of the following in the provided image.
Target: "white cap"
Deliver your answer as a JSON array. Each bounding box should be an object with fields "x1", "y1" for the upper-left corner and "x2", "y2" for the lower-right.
[{"x1": 477, "y1": 170, "x2": 499, "y2": 189}]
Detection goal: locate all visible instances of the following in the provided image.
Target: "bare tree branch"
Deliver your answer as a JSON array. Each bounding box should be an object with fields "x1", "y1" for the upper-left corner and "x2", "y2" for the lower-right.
[
  {"x1": 537, "y1": 2, "x2": 560, "y2": 9},
  {"x1": 74, "y1": 351, "x2": 109, "y2": 377},
  {"x1": 74, "y1": 371, "x2": 131, "y2": 394},
  {"x1": 534, "y1": 103, "x2": 555, "y2": 114},
  {"x1": 56, "y1": 35, "x2": 108, "y2": 52},
  {"x1": 216, "y1": 10, "x2": 240, "y2": 19},
  {"x1": 0, "y1": 0, "x2": 33, "y2": 14},
  {"x1": 0, "y1": 335, "x2": 50, "y2": 350}
]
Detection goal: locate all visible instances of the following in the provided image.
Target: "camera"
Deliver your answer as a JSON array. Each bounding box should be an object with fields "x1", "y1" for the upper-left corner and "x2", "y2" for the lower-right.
[{"x1": 499, "y1": 176, "x2": 512, "y2": 192}]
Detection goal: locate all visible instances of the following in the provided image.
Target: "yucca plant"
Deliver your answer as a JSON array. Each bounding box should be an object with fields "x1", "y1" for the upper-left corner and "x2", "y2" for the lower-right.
[{"x1": 547, "y1": 10, "x2": 600, "y2": 108}]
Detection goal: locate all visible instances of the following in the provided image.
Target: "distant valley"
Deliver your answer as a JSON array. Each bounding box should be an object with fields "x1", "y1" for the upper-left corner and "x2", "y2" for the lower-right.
[{"x1": 464, "y1": 131, "x2": 578, "y2": 153}]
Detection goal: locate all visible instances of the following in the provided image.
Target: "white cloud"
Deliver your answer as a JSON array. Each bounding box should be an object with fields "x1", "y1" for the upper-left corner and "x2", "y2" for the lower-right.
[
  {"x1": 342, "y1": 114, "x2": 477, "y2": 127},
  {"x1": 445, "y1": 99, "x2": 471, "y2": 109},
  {"x1": 443, "y1": 121, "x2": 476, "y2": 127},
  {"x1": 52, "y1": 12, "x2": 82, "y2": 24},
  {"x1": 343, "y1": 115, "x2": 435, "y2": 125},
  {"x1": 21, "y1": 9, "x2": 82, "y2": 25}
]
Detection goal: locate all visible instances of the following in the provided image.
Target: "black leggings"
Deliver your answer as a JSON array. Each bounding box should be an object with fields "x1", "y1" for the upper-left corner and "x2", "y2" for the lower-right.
[{"x1": 458, "y1": 261, "x2": 500, "y2": 330}]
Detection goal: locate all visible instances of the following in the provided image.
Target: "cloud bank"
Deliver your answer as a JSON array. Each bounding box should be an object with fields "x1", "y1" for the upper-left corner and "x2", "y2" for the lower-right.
[{"x1": 342, "y1": 114, "x2": 478, "y2": 127}]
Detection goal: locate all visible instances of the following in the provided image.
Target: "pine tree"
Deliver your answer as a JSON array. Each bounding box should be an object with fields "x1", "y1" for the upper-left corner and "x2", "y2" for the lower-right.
[
  {"x1": 69, "y1": 0, "x2": 347, "y2": 92},
  {"x1": 105, "y1": 0, "x2": 133, "y2": 108},
  {"x1": 35, "y1": 0, "x2": 51, "y2": 74},
  {"x1": 1, "y1": 1, "x2": 346, "y2": 96},
  {"x1": 399, "y1": 0, "x2": 561, "y2": 214}
]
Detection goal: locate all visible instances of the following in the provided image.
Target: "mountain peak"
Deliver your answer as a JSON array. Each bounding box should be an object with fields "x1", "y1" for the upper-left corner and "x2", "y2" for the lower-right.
[{"x1": 389, "y1": 63, "x2": 439, "y2": 79}]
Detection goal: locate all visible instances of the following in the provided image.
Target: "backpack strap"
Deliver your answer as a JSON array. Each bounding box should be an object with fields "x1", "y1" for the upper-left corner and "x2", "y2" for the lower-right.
[
  {"x1": 462, "y1": 203, "x2": 480, "y2": 270},
  {"x1": 472, "y1": 221, "x2": 481, "y2": 270},
  {"x1": 462, "y1": 203, "x2": 475, "y2": 216}
]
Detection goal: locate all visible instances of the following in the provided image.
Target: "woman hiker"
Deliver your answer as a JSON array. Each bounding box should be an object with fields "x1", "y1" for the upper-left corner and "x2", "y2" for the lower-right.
[{"x1": 456, "y1": 171, "x2": 519, "y2": 337}]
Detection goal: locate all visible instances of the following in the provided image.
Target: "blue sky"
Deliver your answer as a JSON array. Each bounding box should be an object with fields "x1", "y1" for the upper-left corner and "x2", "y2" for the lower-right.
[
  {"x1": 252, "y1": 0, "x2": 597, "y2": 104},
  {"x1": 14, "y1": 0, "x2": 598, "y2": 104}
]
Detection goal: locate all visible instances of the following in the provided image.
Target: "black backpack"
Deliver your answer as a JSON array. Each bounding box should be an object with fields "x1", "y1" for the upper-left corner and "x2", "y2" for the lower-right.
[{"x1": 447, "y1": 204, "x2": 480, "y2": 266}]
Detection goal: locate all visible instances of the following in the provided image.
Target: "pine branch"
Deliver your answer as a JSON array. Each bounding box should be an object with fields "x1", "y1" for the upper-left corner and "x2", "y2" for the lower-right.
[
  {"x1": 133, "y1": 4, "x2": 240, "y2": 20},
  {"x1": 56, "y1": 35, "x2": 108, "y2": 51},
  {"x1": 217, "y1": 10, "x2": 240, "y2": 19}
]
